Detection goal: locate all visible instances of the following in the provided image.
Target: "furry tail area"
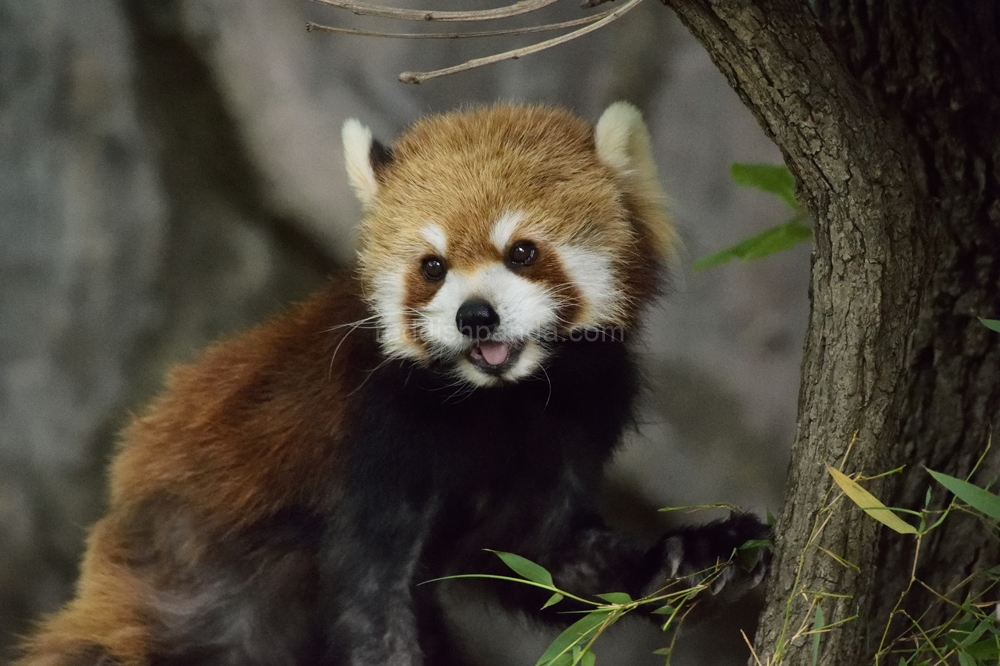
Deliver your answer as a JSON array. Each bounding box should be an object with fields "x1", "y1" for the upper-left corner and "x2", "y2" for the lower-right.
[{"x1": 14, "y1": 518, "x2": 149, "y2": 666}]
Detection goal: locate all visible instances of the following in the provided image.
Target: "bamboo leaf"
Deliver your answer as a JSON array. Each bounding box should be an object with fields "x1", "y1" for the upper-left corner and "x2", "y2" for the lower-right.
[
  {"x1": 542, "y1": 593, "x2": 564, "y2": 609},
  {"x1": 826, "y1": 465, "x2": 917, "y2": 534},
  {"x1": 812, "y1": 606, "x2": 823, "y2": 666},
  {"x1": 958, "y1": 616, "x2": 991, "y2": 648},
  {"x1": 694, "y1": 219, "x2": 812, "y2": 270},
  {"x1": 488, "y1": 550, "x2": 554, "y2": 586},
  {"x1": 535, "y1": 611, "x2": 611, "y2": 666},
  {"x1": 981, "y1": 318, "x2": 1000, "y2": 332},
  {"x1": 965, "y1": 636, "x2": 1000, "y2": 659},
  {"x1": 730, "y1": 163, "x2": 799, "y2": 209},
  {"x1": 595, "y1": 592, "x2": 632, "y2": 605},
  {"x1": 926, "y1": 469, "x2": 1000, "y2": 521}
]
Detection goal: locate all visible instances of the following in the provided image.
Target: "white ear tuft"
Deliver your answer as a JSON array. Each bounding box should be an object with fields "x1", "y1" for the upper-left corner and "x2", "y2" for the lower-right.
[
  {"x1": 595, "y1": 102, "x2": 677, "y2": 258},
  {"x1": 342, "y1": 118, "x2": 379, "y2": 208},
  {"x1": 594, "y1": 101, "x2": 652, "y2": 174}
]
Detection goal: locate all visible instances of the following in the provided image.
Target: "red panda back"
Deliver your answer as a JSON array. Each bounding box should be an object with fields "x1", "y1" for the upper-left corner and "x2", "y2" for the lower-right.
[{"x1": 110, "y1": 276, "x2": 371, "y2": 532}]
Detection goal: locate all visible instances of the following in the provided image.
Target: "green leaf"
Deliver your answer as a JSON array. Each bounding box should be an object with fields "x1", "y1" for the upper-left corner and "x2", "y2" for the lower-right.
[
  {"x1": 827, "y1": 465, "x2": 918, "y2": 534},
  {"x1": 736, "y1": 539, "x2": 770, "y2": 569},
  {"x1": 693, "y1": 219, "x2": 812, "y2": 270},
  {"x1": 730, "y1": 163, "x2": 799, "y2": 209},
  {"x1": 958, "y1": 617, "x2": 991, "y2": 648},
  {"x1": 542, "y1": 593, "x2": 564, "y2": 610},
  {"x1": 489, "y1": 550, "x2": 554, "y2": 586},
  {"x1": 652, "y1": 604, "x2": 676, "y2": 615},
  {"x1": 579, "y1": 648, "x2": 596, "y2": 666},
  {"x1": 652, "y1": 647, "x2": 672, "y2": 656},
  {"x1": 739, "y1": 539, "x2": 772, "y2": 550},
  {"x1": 595, "y1": 592, "x2": 632, "y2": 605},
  {"x1": 957, "y1": 650, "x2": 977, "y2": 666},
  {"x1": 535, "y1": 611, "x2": 612, "y2": 666},
  {"x1": 983, "y1": 565, "x2": 1000, "y2": 581},
  {"x1": 765, "y1": 508, "x2": 776, "y2": 526},
  {"x1": 965, "y1": 636, "x2": 1000, "y2": 659},
  {"x1": 926, "y1": 469, "x2": 1000, "y2": 521},
  {"x1": 811, "y1": 606, "x2": 823, "y2": 666},
  {"x1": 980, "y1": 318, "x2": 1000, "y2": 333}
]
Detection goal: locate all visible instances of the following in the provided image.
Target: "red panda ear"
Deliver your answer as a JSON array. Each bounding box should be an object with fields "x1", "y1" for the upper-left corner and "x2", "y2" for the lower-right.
[
  {"x1": 594, "y1": 102, "x2": 677, "y2": 258},
  {"x1": 342, "y1": 119, "x2": 394, "y2": 209}
]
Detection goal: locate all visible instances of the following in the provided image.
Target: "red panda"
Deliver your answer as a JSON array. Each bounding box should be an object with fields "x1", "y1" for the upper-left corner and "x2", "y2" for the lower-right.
[{"x1": 16, "y1": 103, "x2": 767, "y2": 666}]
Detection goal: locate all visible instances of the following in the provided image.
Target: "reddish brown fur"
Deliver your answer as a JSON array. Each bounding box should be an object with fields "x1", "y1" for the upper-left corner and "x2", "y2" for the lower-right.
[
  {"x1": 16, "y1": 278, "x2": 368, "y2": 666},
  {"x1": 111, "y1": 279, "x2": 368, "y2": 531},
  {"x1": 514, "y1": 244, "x2": 585, "y2": 327},
  {"x1": 403, "y1": 262, "x2": 446, "y2": 310}
]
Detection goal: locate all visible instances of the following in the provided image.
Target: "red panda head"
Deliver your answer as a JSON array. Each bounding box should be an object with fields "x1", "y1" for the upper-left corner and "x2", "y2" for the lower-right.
[{"x1": 342, "y1": 103, "x2": 675, "y2": 387}]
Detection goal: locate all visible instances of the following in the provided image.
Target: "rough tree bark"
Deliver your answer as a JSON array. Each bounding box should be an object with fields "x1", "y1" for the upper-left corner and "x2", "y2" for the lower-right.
[{"x1": 660, "y1": 1, "x2": 1000, "y2": 664}]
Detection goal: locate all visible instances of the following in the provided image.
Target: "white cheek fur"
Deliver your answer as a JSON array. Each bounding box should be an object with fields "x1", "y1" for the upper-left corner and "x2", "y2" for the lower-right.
[
  {"x1": 370, "y1": 270, "x2": 425, "y2": 361},
  {"x1": 552, "y1": 245, "x2": 623, "y2": 326}
]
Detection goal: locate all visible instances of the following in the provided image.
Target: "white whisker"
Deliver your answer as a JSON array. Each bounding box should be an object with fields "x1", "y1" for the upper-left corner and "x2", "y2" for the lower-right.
[{"x1": 539, "y1": 363, "x2": 552, "y2": 410}]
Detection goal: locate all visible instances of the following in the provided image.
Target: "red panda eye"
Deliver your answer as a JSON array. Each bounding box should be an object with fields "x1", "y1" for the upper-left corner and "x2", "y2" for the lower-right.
[
  {"x1": 507, "y1": 240, "x2": 538, "y2": 268},
  {"x1": 421, "y1": 256, "x2": 447, "y2": 281}
]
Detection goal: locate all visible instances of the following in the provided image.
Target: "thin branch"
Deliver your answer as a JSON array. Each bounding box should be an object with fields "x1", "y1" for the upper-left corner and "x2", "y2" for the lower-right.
[
  {"x1": 308, "y1": 0, "x2": 560, "y2": 22},
  {"x1": 398, "y1": 0, "x2": 645, "y2": 83},
  {"x1": 306, "y1": 11, "x2": 608, "y2": 39}
]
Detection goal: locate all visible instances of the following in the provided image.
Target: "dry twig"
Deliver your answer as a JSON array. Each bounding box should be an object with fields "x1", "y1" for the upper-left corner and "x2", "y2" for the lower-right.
[
  {"x1": 309, "y1": 0, "x2": 647, "y2": 83},
  {"x1": 398, "y1": 0, "x2": 643, "y2": 83},
  {"x1": 306, "y1": 12, "x2": 606, "y2": 40},
  {"x1": 308, "y1": 0, "x2": 560, "y2": 23}
]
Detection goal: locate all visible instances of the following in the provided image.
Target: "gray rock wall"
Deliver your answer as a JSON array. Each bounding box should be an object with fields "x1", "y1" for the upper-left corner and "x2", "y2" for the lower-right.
[{"x1": 0, "y1": 1, "x2": 807, "y2": 663}]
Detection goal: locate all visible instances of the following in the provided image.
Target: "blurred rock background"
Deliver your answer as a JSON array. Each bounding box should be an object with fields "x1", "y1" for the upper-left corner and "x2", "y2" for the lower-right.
[{"x1": 0, "y1": 0, "x2": 808, "y2": 663}]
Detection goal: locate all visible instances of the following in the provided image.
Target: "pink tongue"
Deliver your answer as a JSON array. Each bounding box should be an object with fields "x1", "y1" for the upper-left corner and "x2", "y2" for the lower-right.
[{"x1": 478, "y1": 340, "x2": 510, "y2": 366}]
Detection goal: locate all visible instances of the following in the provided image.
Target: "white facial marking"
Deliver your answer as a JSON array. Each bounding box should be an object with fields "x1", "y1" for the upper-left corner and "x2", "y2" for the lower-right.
[
  {"x1": 370, "y1": 270, "x2": 425, "y2": 360},
  {"x1": 490, "y1": 210, "x2": 524, "y2": 253},
  {"x1": 554, "y1": 245, "x2": 623, "y2": 326},
  {"x1": 419, "y1": 224, "x2": 448, "y2": 256},
  {"x1": 503, "y1": 339, "x2": 546, "y2": 382}
]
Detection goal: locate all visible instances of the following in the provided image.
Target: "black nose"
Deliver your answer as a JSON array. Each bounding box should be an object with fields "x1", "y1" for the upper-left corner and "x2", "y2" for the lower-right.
[{"x1": 456, "y1": 298, "x2": 500, "y2": 339}]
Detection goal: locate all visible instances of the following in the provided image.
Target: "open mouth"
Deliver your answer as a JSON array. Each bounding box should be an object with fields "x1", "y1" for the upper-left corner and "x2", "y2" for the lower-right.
[{"x1": 466, "y1": 339, "x2": 524, "y2": 374}]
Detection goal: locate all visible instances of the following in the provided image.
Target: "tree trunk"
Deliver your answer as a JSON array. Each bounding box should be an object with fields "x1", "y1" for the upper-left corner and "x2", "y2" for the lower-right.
[
  {"x1": 815, "y1": 0, "x2": 1000, "y2": 654},
  {"x1": 661, "y1": 1, "x2": 1000, "y2": 664}
]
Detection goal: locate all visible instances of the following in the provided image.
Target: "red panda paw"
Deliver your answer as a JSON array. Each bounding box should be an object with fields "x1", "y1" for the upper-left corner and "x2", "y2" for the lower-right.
[{"x1": 649, "y1": 512, "x2": 772, "y2": 600}]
